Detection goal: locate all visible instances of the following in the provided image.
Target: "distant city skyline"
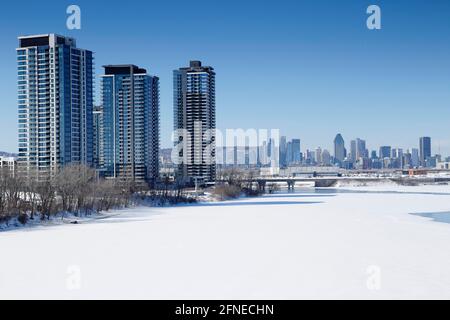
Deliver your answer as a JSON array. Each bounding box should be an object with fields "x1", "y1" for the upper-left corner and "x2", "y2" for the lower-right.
[
  {"x1": 274, "y1": 134, "x2": 441, "y2": 170},
  {"x1": 272, "y1": 133, "x2": 442, "y2": 159},
  {"x1": 1, "y1": 1, "x2": 450, "y2": 154}
]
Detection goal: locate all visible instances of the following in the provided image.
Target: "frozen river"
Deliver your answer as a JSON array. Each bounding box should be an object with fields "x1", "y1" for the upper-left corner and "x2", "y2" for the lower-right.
[{"x1": 1, "y1": 184, "x2": 450, "y2": 299}]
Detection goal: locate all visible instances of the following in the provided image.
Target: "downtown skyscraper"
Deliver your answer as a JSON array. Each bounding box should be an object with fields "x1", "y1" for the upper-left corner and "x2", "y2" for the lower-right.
[
  {"x1": 419, "y1": 137, "x2": 431, "y2": 167},
  {"x1": 17, "y1": 34, "x2": 94, "y2": 176},
  {"x1": 291, "y1": 139, "x2": 301, "y2": 163},
  {"x1": 174, "y1": 61, "x2": 216, "y2": 184},
  {"x1": 279, "y1": 136, "x2": 287, "y2": 168},
  {"x1": 334, "y1": 134, "x2": 346, "y2": 164},
  {"x1": 379, "y1": 146, "x2": 392, "y2": 159},
  {"x1": 101, "y1": 65, "x2": 160, "y2": 185}
]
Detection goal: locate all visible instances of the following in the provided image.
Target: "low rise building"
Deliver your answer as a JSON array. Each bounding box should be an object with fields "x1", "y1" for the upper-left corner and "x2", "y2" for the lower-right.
[{"x1": 0, "y1": 156, "x2": 17, "y2": 174}]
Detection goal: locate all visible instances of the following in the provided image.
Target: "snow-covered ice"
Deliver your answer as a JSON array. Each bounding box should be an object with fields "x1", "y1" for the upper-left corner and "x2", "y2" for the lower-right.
[{"x1": 1, "y1": 184, "x2": 450, "y2": 299}]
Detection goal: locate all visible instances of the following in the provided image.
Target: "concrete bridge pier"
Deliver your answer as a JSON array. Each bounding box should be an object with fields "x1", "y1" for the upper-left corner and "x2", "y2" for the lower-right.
[{"x1": 287, "y1": 180, "x2": 296, "y2": 191}]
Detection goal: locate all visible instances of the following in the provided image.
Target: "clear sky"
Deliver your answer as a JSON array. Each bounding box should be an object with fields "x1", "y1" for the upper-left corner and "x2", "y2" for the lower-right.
[{"x1": 1, "y1": 0, "x2": 450, "y2": 155}]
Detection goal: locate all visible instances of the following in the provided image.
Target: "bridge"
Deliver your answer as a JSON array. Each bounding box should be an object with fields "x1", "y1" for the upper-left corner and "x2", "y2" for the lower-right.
[{"x1": 216, "y1": 176, "x2": 450, "y2": 191}]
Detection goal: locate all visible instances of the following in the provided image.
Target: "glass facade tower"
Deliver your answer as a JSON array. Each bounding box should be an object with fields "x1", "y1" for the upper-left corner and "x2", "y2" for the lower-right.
[
  {"x1": 334, "y1": 134, "x2": 346, "y2": 164},
  {"x1": 291, "y1": 139, "x2": 301, "y2": 163},
  {"x1": 173, "y1": 61, "x2": 216, "y2": 184},
  {"x1": 17, "y1": 34, "x2": 94, "y2": 177},
  {"x1": 419, "y1": 137, "x2": 431, "y2": 167},
  {"x1": 101, "y1": 65, "x2": 160, "y2": 185}
]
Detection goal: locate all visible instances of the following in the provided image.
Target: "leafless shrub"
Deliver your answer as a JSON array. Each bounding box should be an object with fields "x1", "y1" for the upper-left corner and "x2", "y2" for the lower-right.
[
  {"x1": 216, "y1": 168, "x2": 263, "y2": 198},
  {"x1": 213, "y1": 184, "x2": 242, "y2": 200},
  {"x1": 267, "y1": 183, "x2": 280, "y2": 194}
]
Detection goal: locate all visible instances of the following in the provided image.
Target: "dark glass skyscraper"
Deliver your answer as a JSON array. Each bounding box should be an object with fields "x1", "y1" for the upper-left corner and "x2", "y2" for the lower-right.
[
  {"x1": 279, "y1": 136, "x2": 287, "y2": 168},
  {"x1": 291, "y1": 139, "x2": 301, "y2": 163},
  {"x1": 17, "y1": 34, "x2": 94, "y2": 176},
  {"x1": 419, "y1": 137, "x2": 431, "y2": 167},
  {"x1": 101, "y1": 65, "x2": 160, "y2": 185},
  {"x1": 174, "y1": 61, "x2": 216, "y2": 184},
  {"x1": 334, "y1": 134, "x2": 345, "y2": 164},
  {"x1": 379, "y1": 146, "x2": 392, "y2": 159},
  {"x1": 286, "y1": 141, "x2": 293, "y2": 165}
]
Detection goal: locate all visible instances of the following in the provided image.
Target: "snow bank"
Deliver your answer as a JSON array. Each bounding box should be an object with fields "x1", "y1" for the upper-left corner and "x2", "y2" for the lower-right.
[
  {"x1": 0, "y1": 211, "x2": 117, "y2": 232},
  {"x1": 335, "y1": 179, "x2": 398, "y2": 188}
]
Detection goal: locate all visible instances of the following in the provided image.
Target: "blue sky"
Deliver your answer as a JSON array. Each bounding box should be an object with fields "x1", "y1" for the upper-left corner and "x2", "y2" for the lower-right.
[{"x1": 1, "y1": 0, "x2": 450, "y2": 155}]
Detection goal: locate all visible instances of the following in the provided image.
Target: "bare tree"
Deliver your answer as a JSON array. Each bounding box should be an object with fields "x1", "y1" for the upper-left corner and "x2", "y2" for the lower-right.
[
  {"x1": 0, "y1": 168, "x2": 8, "y2": 221},
  {"x1": 24, "y1": 175, "x2": 39, "y2": 220},
  {"x1": 36, "y1": 177, "x2": 56, "y2": 220},
  {"x1": 0, "y1": 163, "x2": 169, "y2": 227}
]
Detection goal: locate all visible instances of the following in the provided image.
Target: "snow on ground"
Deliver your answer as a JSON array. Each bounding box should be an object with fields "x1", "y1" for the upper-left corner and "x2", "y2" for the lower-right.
[
  {"x1": 1, "y1": 183, "x2": 450, "y2": 299},
  {"x1": 0, "y1": 211, "x2": 120, "y2": 232}
]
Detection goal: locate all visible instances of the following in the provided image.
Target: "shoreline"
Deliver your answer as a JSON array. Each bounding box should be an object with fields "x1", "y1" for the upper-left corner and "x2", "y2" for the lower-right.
[{"x1": 2, "y1": 181, "x2": 450, "y2": 232}]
